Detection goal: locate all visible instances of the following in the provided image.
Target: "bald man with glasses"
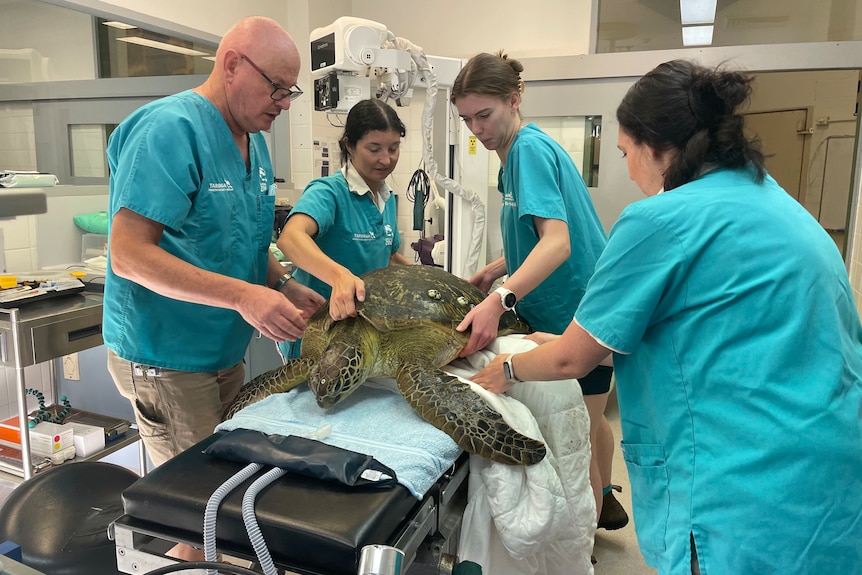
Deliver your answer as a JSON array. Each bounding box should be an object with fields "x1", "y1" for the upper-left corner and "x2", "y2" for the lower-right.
[
  {"x1": 104, "y1": 13, "x2": 324, "y2": 510},
  {"x1": 105, "y1": 15, "x2": 325, "y2": 563}
]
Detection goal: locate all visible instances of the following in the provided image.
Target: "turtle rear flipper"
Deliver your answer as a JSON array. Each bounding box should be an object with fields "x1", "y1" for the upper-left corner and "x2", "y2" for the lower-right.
[
  {"x1": 396, "y1": 363, "x2": 546, "y2": 466},
  {"x1": 222, "y1": 358, "x2": 315, "y2": 420}
]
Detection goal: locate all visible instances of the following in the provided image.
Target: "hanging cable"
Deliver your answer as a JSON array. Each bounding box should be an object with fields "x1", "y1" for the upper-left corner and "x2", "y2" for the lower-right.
[
  {"x1": 143, "y1": 562, "x2": 260, "y2": 575},
  {"x1": 407, "y1": 165, "x2": 430, "y2": 232},
  {"x1": 386, "y1": 35, "x2": 485, "y2": 276}
]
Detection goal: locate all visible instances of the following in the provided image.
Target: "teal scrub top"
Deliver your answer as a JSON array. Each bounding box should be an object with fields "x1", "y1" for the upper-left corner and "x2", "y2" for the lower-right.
[
  {"x1": 575, "y1": 166, "x2": 862, "y2": 574},
  {"x1": 288, "y1": 170, "x2": 401, "y2": 300},
  {"x1": 500, "y1": 123, "x2": 606, "y2": 333},
  {"x1": 103, "y1": 90, "x2": 274, "y2": 372}
]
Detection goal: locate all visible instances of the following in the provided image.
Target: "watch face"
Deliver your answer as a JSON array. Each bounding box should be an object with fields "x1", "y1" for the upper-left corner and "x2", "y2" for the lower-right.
[
  {"x1": 504, "y1": 292, "x2": 517, "y2": 309},
  {"x1": 503, "y1": 360, "x2": 514, "y2": 380}
]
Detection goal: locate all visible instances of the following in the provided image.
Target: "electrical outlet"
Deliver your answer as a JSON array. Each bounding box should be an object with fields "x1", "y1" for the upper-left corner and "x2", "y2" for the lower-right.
[{"x1": 63, "y1": 353, "x2": 80, "y2": 381}]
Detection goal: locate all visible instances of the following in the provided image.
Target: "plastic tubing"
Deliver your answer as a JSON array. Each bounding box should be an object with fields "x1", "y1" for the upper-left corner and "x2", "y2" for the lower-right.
[{"x1": 202, "y1": 462, "x2": 264, "y2": 575}]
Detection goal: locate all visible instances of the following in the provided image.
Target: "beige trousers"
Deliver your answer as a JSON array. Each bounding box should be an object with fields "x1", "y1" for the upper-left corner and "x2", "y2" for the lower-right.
[{"x1": 107, "y1": 349, "x2": 244, "y2": 467}]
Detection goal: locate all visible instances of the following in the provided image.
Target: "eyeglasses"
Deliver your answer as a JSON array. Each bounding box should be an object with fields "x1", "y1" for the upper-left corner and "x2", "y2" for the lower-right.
[{"x1": 240, "y1": 54, "x2": 303, "y2": 102}]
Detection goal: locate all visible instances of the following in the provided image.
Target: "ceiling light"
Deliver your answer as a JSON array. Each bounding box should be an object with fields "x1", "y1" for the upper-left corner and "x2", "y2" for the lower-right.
[
  {"x1": 682, "y1": 25, "x2": 714, "y2": 46},
  {"x1": 116, "y1": 37, "x2": 208, "y2": 57},
  {"x1": 102, "y1": 21, "x2": 137, "y2": 30},
  {"x1": 680, "y1": 0, "x2": 717, "y2": 25}
]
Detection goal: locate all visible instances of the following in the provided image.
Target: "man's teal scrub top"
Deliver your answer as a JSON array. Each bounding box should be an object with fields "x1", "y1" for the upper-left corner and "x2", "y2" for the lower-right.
[
  {"x1": 104, "y1": 90, "x2": 274, "y2": 372},
  {"x1": 575, "y1": 166, "x2": 862, "y2": 574}
]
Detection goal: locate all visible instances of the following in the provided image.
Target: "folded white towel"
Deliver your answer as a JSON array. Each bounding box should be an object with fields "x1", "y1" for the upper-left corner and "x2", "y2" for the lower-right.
[{"x1": 0, "y1": 171, "x2": 59, "y2": 188}]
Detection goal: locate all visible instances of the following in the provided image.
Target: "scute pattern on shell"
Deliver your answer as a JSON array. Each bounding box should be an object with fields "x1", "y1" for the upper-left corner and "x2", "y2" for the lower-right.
[{"x1": 223, "y1": 265, "x2": 544, "y2": 465}]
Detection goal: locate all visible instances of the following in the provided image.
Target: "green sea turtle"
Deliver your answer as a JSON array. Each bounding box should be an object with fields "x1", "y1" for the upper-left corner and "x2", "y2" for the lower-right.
[{"x1": 224, "y1": 264, "x2": 546, "y2": 465}]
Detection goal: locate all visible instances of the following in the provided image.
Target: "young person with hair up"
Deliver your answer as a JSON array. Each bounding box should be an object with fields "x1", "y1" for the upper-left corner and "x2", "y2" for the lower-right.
[
  {"x1": 471, "y1": 59, "x2": 862, "y2": 575},
  {"x1": 451, "y1": 50, "x2": 628, "y2": 540}
]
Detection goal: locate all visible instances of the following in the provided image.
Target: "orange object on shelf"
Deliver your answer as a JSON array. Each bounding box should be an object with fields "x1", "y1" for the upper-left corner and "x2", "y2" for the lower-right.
[{"x1": 0, "y1": 415, "x2": 25, "y2": 445}]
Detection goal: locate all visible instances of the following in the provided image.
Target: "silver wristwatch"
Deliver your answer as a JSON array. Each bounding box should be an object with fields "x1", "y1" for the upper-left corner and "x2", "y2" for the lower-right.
[{"x1": 273, "y1": 273, "x2": 293, "y2": 291}]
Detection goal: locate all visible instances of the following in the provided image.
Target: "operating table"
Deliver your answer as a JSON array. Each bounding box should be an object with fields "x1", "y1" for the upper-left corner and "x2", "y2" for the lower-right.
[{"x1": 111, "y1": 431, "x2": 469, "y2": 575}]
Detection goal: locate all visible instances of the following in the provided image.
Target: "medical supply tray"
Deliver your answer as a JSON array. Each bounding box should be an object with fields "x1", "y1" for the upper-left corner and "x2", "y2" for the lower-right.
[
  {"x1": 0, "y1": 273, "x2": 85, "y2": 308},
  {"x1": 64, "y1": 409, "x2": 130, "y2": 441}
]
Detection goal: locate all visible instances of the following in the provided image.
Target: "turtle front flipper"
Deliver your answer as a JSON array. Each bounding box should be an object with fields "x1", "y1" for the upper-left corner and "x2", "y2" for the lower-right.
[
  {"x1": 396, "y1": 363, "x2": 546, "y2": 465},
  {"x1": 222, "y1": 358, "x2": 315, "y2": 420}
]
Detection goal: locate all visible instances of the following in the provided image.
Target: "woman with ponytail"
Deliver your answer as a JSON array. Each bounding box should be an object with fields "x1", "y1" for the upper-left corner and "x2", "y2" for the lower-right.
[{"x1": 472, "y1": 59, "x2": 862, "y2": 574}]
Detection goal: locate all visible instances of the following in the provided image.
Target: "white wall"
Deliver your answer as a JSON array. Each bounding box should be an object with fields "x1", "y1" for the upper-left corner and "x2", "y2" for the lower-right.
[
  {"x1": 61, "y1": 0, "x2": 288, "y2": 38},
  {"x1": 98, "y1": 0, "x2": 592, "y2": 58},
  {"x1": 0, "y1": 103, "x2": 39, "y2": 272},
  {"x1": 349, "y1": 0, "x2": 593, "y2": 58},
  {"x1": 11, "y1": 2, "x2": 862, "y2": 268}
]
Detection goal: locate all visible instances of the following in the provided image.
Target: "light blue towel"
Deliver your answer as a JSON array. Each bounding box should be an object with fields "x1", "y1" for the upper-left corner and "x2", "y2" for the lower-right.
[{"x1": 216, "y1": 381, "x2": 462, "y2": 499}]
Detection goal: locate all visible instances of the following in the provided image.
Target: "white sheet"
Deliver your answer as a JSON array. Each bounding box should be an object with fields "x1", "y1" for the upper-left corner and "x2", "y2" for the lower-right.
[{"x1": 445, "y1": 335, "x2": 595, "y2": 575}]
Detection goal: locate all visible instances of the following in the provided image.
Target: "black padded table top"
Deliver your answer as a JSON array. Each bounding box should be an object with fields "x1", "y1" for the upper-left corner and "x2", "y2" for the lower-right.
[{"x1": 121, "y1": 432, "x2": 421, "y2": 575}]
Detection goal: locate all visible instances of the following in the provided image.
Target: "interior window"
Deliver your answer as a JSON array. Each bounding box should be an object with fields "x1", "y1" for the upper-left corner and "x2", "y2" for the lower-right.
[
  {"x1": 596, "y1": 0, "x2": 862, "y2": 53},
  {"x1": 96, "y1": 18, "x2": 215, "y2": 78},
  {"x1": 530, "y1": 116, "x2": 602, "y2": 186}
]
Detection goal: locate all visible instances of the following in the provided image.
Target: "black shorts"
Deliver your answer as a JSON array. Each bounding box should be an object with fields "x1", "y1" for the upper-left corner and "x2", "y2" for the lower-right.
[{"x1": 579, "y1": 365, "x2": 613, "y2": 395}]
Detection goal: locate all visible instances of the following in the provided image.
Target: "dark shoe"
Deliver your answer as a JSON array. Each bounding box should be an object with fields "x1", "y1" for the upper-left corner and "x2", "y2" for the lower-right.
[{"x1": 598, "y1": 485, "x2": 629, "y2": 530}]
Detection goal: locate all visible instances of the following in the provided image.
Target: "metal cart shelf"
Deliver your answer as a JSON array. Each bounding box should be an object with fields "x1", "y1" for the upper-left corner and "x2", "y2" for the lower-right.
[{"x1": 0, "y1": 293, "x2": 144, "y2": 481}]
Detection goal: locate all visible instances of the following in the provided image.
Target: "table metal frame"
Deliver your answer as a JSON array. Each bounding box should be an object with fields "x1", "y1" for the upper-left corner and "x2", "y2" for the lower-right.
[{"x1": 0, "y1": 293, "x2": 144, "y2": 480}]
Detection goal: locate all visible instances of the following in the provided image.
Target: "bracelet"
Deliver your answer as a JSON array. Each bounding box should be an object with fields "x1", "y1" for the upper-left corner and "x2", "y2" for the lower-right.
[{"x1": 273, "y1": 273, "x2": 293, "y2": 291}]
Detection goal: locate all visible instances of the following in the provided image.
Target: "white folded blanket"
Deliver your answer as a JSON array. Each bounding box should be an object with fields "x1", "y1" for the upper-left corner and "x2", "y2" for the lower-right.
[
  {"x1": 0, "y1": 171, "x2": 59, "y2": 187},
  {"x1": 447, "y1": 335, "x2": 596, "y2": 575}
]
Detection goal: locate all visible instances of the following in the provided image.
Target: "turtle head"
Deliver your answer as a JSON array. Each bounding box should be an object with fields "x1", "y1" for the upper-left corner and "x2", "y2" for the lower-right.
[{"x1": 309, "y1": 341, "x2": 367, "y2": 408}]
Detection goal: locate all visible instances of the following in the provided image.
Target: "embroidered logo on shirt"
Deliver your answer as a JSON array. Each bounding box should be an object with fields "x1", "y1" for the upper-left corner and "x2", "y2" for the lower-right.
[
  {"x1": 502, "y1": 189, "x2": 516, "y2": 208},
  {"x1": 209, "y1": 180, "x2": 234, "y2": 192},
  {"x1": 353, "y1": 231, "x2": 377, "y2": 241},
  {"x1": 259, "y1": 167, "x2": 269, "y2": 193}
]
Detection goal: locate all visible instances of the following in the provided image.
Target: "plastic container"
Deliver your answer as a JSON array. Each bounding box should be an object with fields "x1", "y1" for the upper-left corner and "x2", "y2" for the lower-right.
[
  {"x1": 66, "y1": 421, "x2": 105, "y2": 457},
  {"x1": 81, "y1": 233, "x2": 108, "y2": 261}
]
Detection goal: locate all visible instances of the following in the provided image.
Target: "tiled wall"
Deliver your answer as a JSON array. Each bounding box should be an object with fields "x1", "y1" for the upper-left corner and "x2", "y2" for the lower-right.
[
  {"x1": 69, "y1": 125, "x2": 108, "y2": 178},
  {"x1": 298, "y1": 91, "x2": 446, "y2": 263},
  {"x1": 0, "y1": 104, "x2": 36, "y2": 171},
  {"x1": 0, "y1": 364, "x2": 54, "y2": 422},
  {"x1": 0, "y1": 103, "x2": 72, "y2": 410},
  {"x1": 0, "y1": 103, "x2": 40, "y2": 273},
  {"x1": 0, "y1": 203, "x2": 55, "y2": 414},
  {"x1": 0, "y1": 215, "x2": 38, "y2": 273}
]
